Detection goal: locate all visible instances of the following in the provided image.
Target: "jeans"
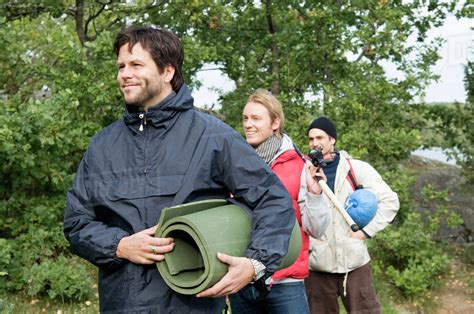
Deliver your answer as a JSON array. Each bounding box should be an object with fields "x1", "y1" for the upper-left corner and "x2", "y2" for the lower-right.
[{"x1": 229, "y1": 281, "x2": 310, "y2": 314}]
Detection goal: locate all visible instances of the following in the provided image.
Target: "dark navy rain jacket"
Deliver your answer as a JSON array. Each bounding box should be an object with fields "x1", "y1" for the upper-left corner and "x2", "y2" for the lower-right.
[{"x1": 64, "y1": 84, "x2": 295, "y2": 313}]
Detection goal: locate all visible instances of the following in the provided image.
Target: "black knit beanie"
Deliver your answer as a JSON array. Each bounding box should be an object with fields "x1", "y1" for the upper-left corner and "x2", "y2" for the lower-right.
[{"x1": 307, "y1": 117, "x2": 337, "y2": 140}]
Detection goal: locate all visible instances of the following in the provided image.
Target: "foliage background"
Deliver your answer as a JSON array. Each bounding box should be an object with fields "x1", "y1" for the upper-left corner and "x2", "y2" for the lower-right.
[{"x1": 0, "y1": 0, "x2": 472, "y2": 309}]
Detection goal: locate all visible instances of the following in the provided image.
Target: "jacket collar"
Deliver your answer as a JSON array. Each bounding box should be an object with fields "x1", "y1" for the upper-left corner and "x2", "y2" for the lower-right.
[
  {"x1": 123, "y1": 84, "x2": 194, "y2": 130},
  {"x1": 270, "y1": 134, "x2": 300, "y2": 166},
  {"x1": 272, "y1": 134, "x2": 294, "y2": 159}
]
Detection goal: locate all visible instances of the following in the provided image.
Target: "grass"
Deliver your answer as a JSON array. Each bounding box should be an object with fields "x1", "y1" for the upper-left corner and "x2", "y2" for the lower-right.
[
  {"x1": 375, "y1": 244, "x2": 473, "y2": 313},
  {"x1": 1, "y1": 281, "x2": 401, "y2": 314},
  {"x1": 0, "y1": 292, "x2": 99, "y2": 314}
]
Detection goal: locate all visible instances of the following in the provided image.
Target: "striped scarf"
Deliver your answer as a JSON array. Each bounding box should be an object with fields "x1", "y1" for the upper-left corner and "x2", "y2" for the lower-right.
[{"x1": 255, "y1": 134, "x2": 283, "y2": 165}]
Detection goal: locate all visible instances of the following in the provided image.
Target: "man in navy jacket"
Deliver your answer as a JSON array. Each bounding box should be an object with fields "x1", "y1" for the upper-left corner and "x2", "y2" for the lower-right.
[{"x1": 64, "y1": 26, "x2": 295, "y2": 313}]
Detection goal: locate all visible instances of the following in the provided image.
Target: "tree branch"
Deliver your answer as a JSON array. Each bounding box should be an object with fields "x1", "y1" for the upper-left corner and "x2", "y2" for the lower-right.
[{"x1": 84, "y1": 0, "x2": 114, "y2": 42}]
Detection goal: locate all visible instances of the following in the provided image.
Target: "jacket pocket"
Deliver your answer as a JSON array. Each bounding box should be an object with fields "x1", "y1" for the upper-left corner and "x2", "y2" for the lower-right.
[
  {"x1": 344, "y1": 237, "x2": 368, "y2": 270},
  {"x1": 308, "y1": 238, "x2": 332, "y2": 272},
  {"x1": 107, "y1": 174, "x2": 184, "y2": 201}
]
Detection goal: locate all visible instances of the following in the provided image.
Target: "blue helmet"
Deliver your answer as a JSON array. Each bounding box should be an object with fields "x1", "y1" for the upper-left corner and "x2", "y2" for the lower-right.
[{"x1": 345, "y1": 189, "x2": 378, "y2": 228}]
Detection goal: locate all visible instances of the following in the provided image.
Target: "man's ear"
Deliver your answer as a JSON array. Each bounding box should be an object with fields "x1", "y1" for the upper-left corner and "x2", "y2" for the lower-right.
[
  {"x1": 163, "y1": 65, "x2": 175, "y2": 83},
  {"x1": 330, "y1": 137, "x2": 336, "y2": 146}
]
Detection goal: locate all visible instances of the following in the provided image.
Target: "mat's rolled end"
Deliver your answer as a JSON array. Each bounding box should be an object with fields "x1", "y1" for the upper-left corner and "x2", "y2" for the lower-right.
[
  {"x1": 278, "y1": 218, "x2": 302, "y2": 269},
  {"x1": 155, "y1": 199, "x2": 302, "y2": 295}
]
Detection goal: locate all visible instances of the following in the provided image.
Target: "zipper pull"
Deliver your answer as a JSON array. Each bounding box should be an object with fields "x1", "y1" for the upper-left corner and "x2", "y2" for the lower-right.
[{"x1": 139, "y1": 113, "x2": 144, "y2": 132}]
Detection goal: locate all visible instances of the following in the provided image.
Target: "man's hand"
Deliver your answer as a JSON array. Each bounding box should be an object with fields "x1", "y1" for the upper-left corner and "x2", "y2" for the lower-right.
[
  {"x1": 196, "y1": 253, "x2": 254, "y2": 298},
  {"x1": 350, "y1": 230, "x2": 367, "y2": 240},
  {"x1": 306, "y1": 163, "x2": 327, "y2": 195},
  {"x1": 116, "y1": 225, "x2": 175, "y2": 264}
]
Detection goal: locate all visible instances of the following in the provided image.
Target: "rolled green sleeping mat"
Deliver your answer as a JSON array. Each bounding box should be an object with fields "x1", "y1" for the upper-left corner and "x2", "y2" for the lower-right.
[{"x1": 155, "y1": 199, "x2": 301, "y2": 295}]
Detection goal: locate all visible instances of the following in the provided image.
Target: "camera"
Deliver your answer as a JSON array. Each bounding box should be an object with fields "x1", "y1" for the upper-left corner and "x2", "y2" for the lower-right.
[{"x1": 309, "y1": 147, "x2": 327, "y2": 168}]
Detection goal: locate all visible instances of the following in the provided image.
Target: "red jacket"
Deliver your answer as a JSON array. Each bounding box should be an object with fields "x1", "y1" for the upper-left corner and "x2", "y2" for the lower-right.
[{"x1": 271, "y1": 149, "x2": 309, "y2": 281}]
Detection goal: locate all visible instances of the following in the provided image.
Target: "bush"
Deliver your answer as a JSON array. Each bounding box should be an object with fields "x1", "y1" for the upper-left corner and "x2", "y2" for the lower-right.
[
  {"x1": 370, "y1": 184, "x2": 463, "y2": 299},
  {"x1": 0, "y1": 298, "x2": 14, "y2": 314},
  {"x1": 26, "y1": 255, "x2": 93, "y2": 301},
  {"x1": 0, "y1": 195, "x2": 94, "y2": 301},
  {"x1": 0, "y1": 18, "x2": 115, "y2": 302},
  {"x1": 372, "y1": 213, "x2": 449, "y2": 297}
]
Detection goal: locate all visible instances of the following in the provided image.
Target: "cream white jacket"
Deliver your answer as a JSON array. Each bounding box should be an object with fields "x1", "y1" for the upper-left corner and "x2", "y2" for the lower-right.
[{"x1": 306, "y1": 151, "x2": 399, "y2": 273}]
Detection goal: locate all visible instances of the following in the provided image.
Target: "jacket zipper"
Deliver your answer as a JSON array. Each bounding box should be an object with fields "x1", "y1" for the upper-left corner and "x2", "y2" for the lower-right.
[
  {"x1": 139, "y1": 113, "x2": 147, "y2": 132},
  {"x1": 139, "y1": 113, "x2": 148, "y2": 174}
]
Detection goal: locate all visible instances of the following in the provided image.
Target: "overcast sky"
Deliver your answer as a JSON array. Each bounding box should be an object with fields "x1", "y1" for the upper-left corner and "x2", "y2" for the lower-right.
[
  {"x1": 423, "y1": 14, "x2": 472, "y2": 103},
  {"x1": 192, "y1": 12, "x2": 473, "y2": 107}
]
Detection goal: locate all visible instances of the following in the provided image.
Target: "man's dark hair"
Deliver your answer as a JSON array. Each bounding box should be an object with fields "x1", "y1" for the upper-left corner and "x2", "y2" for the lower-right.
[{"x1": 113, "y1": 26, "x2": 184, "y2": 91}]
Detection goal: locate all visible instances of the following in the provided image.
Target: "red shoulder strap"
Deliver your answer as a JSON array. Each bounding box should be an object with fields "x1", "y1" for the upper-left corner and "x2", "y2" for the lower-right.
[{"x1": 346, "y1": 159, "x2": 362, "y2": 191}]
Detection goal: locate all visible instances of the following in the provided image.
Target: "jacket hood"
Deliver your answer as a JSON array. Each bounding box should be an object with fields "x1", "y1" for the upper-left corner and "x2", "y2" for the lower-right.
[
  {"x1": 123, "y1": 84, "x2": 194, "y2": 129},
  {"x1": 270, "y1": 134, "x2": 294, "y2": 163}
]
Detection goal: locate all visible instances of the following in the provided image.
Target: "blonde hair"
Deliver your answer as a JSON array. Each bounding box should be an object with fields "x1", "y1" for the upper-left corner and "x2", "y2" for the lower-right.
[{"x1": 247, "y1": 89, "x2": 285, "y2": 137}]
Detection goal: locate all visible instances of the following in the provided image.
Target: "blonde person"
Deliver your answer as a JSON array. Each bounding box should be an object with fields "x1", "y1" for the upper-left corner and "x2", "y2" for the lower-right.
[{"x1": 228, "y1": 89, "x2": 330, "y2": 313}]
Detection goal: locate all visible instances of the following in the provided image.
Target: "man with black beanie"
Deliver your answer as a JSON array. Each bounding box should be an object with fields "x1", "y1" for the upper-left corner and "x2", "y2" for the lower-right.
[{"x1": 304, "y1": 117, "x2": 399, "y2": 314}]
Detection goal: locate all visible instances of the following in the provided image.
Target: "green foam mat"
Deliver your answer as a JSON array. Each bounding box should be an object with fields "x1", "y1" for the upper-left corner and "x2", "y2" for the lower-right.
[{"x1": 155, "y1": 199, "x2": 301, "y2": 295}]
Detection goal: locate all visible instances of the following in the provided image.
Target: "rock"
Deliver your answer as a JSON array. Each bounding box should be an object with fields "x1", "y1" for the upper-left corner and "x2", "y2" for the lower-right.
[{"x1": 408, "y1": 155, "x2": 473, "y2": 244}]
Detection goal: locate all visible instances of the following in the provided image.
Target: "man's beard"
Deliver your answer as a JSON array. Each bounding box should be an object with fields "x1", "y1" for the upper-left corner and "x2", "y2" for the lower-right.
[{"x1": 123, "y1": 80, "x2": 162, "y2": 107}]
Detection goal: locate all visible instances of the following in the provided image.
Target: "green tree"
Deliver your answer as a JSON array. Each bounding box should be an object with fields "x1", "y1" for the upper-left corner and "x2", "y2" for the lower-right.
[
  {"x1": 147, "y1": 1, "x2": 456, "y2": 170},
  {"x1": 0, "y1": 15, "x2": 118, "y2": 300},
  {"x1": 0, "y1": 1, "x2": 211, "y2": 301},
  {"x1": 0, "y1": 0, "x2": 469, "y2": 304},
  {"x1": 0, "y1": 1, "x2": 141, "y2": 300},
  {"x1": 414, "y1": 0, "x2": 472, "y2": 182}
]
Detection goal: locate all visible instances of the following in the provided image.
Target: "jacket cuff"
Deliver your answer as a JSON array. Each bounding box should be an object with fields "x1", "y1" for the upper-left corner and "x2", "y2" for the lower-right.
[{"x1": 112, "y1": 231, "x2": 130, "y2": 256}]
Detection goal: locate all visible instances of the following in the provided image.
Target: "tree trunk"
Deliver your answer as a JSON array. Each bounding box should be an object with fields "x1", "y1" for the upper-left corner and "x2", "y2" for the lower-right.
[
  {"x1": 75, "y1": 0, "x2": 87, "y2": 46},
  {"x1": 266, "y1": 0, "x2": 280, "y2": 95}
]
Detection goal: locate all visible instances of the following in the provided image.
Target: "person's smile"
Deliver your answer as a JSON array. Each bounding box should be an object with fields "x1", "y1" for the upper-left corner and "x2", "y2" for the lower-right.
[{"x1": 122, "y1": 82, "x2": 142, "y2": 90}]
